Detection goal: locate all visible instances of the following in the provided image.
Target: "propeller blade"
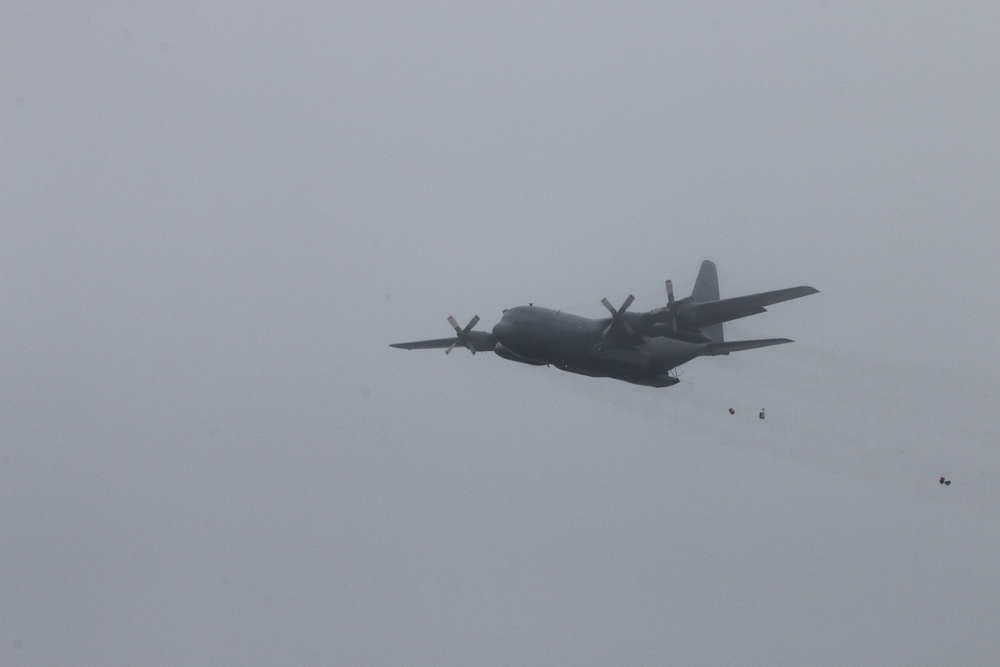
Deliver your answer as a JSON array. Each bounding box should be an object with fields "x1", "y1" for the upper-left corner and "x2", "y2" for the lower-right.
[
  {"x1": 619, "y1": 295, "x2": 634, "y2": 334},
  {"x1": 664, "y1": 280, "x2": 679, "y2": 331}
]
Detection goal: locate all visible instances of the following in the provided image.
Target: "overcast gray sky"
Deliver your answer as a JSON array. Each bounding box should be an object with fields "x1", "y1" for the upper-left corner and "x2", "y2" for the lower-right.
[{"x1": 3, "y1": 3, "x2": 999, "y2": 665}]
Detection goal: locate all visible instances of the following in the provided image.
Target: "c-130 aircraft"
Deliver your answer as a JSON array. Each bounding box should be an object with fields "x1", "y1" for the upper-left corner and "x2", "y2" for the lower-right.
[{"x1": 391, "y1": 260, "x2": 818, "y2": 388}]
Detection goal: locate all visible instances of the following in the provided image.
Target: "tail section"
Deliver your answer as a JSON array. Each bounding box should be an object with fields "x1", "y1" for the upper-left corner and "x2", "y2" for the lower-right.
[
  {"x1": 684, "y1": 260, "x2": 818, "y2": 338},
  {"x1": 692, "y1": 260, "x2": 723, "y2": 342}
]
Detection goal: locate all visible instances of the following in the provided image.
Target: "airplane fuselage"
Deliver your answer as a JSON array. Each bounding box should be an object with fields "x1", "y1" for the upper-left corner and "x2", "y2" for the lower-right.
[{"x1": 491, "y1": 305, "x2": 705, "y2": 387}]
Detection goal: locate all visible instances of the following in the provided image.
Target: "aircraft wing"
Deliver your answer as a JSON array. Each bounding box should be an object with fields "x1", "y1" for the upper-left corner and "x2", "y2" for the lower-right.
[
  {"x1": 702, "y1": 338, "x2": 794, "y2": 356},
  {"x1": 390, "y1": 330, "x2": 497, "y2": 352},
  {"x1": 681, "y1": 286, "x2": 818, "y2": 329},
  {"x1": 390, "y1": 337, "x2": 458, "y2": 350}
]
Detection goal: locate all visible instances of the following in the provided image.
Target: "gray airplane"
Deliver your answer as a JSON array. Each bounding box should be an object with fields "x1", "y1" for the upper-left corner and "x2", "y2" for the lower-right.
[{"x1": 391, "y1": 260, "x2": 818, "y2": 388}]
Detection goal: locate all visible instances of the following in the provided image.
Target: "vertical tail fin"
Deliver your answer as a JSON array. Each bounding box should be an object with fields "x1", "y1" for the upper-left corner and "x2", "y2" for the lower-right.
[{"x1": 692, "y1": 260, "x2": 723, "y2": 342}]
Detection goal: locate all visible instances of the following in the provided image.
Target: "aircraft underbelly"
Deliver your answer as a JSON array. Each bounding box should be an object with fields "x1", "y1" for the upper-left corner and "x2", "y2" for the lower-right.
[
  {"x1": 593, "y1": 347, "x2": 653, "y2": 373},
  {"x1": 564, "y1": 337, "x2": 704, "y2": 380}
]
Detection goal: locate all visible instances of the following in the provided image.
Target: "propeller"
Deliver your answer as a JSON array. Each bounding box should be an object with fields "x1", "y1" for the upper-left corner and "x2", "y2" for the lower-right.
[
  {"x1": 600, "y1": 294, "x2": 635, "y2": 337},
  {"x1": 664, "y1": 279, "x2": 678, "y2": 331},
  {"x1": 446, "y1": 315, "x2": 481, "y2": 354}
]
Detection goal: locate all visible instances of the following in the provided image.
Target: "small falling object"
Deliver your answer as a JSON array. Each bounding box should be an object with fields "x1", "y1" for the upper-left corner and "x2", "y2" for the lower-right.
[
  {"x1": 939, "y1": 477, "x2": 951, "y2": 486},
  {"x1": 759, "y1": 408, "x2": 765, "y2": 420},
  {"x1": 728, "y1": 408, "x2": 735, "y2": 415}
]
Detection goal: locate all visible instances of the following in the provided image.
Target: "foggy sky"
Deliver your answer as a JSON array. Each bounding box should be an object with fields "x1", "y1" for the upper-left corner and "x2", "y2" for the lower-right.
[{"x1": 3, "y1": 3, "x2": 999, "y2": 666}]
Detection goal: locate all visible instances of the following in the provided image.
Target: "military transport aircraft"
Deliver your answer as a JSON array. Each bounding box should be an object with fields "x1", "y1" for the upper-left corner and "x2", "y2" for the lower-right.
[{"x1": 391, "y1": 260, "x2": 818, "y2": 388}]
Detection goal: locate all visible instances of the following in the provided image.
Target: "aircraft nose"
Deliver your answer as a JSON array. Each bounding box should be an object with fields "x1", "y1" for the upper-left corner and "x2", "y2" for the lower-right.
[{"x1": 491, "y1": 321, "x2": 519, "y2": 347}]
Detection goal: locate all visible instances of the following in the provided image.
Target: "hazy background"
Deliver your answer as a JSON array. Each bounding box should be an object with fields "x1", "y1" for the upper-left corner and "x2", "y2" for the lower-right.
[{"x1": 3, "y1": 3, "x2": 999, "y2": 665}]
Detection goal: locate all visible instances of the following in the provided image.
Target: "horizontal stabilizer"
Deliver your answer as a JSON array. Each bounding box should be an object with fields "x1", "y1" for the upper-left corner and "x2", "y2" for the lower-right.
[
  {"x1": 702, "y1": 338, "x2": 793, "y2": 356},
  {"x1": 682, "y1": 286, "x2": 818, "y2": 329}
]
